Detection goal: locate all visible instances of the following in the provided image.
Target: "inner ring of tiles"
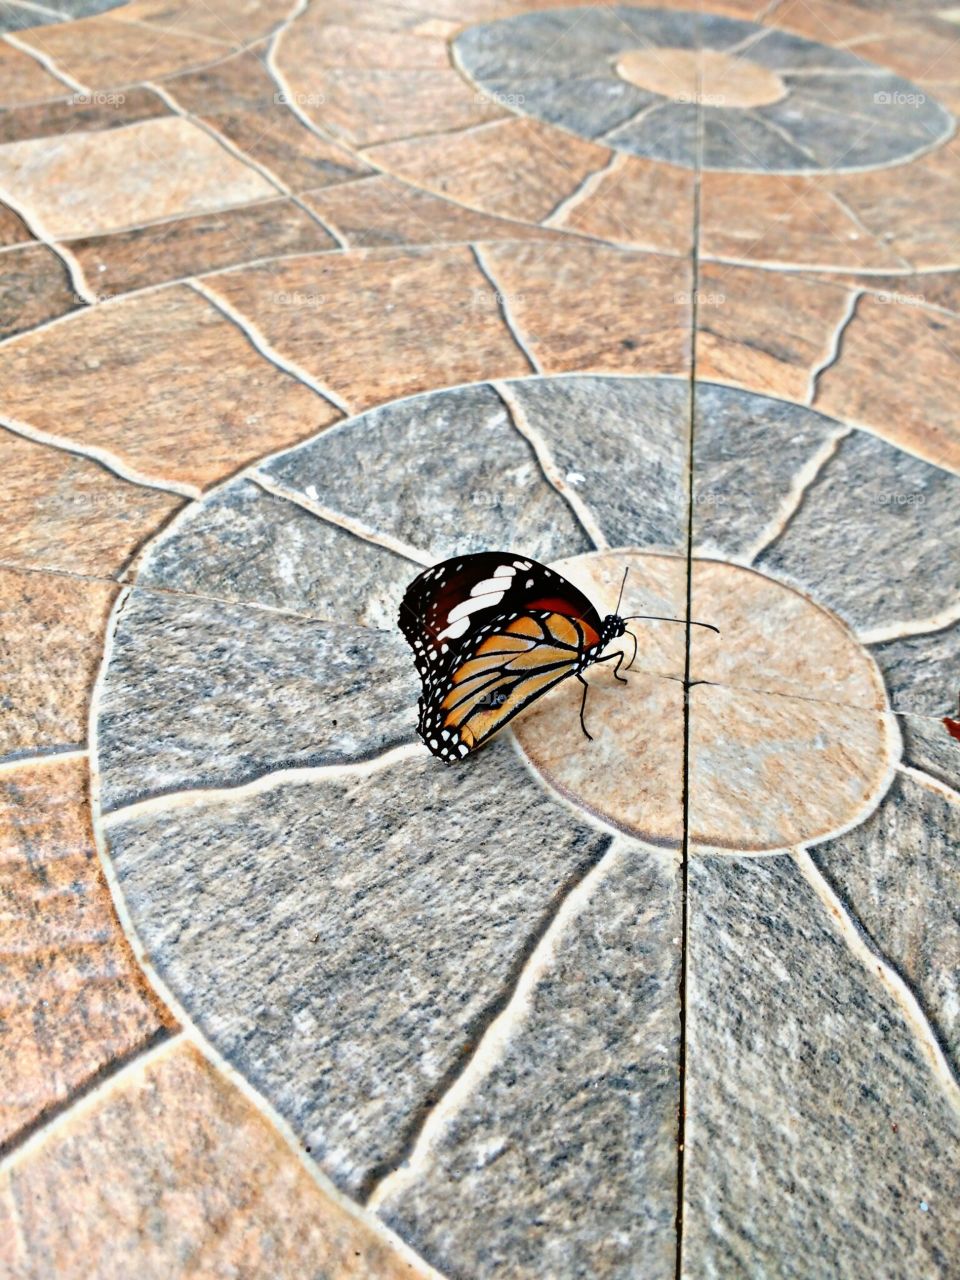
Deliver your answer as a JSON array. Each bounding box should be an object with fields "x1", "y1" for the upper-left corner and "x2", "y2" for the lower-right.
[{"x1": 452, "y1": 6, "x2": 953, "y2": 172}]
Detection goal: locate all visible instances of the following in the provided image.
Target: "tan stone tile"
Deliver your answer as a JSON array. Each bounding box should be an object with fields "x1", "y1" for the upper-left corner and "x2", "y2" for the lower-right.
[
  {"x1": 0, "y1": 42, "x2": 66, "y2": 110},
  {"x1": 476, "y1": 240, "x2": 692, "y2": 375},
  {"x1": 367, "y1": 118, "x2": 612, "y2": 223},
  {"x1": 112, "y1": 0, "x2": 291, "y2": 45},
  {"x1": 0, "y1": 756, "x2": 172, "y2": 1149},
  {"x1": 0, "y1": 427, "x2": 182, "y2": 576},
  {"x1": 827, "y1": 141, "x2": 960, "y2": 270},
  {"x1": 0, "y1": 285, "x2": 339, "y2": 490},
  {"x1": 802, "y1": 270, "x2": 960, "y2": 315},
  {"x1": 277, "y1": 57, "x2": 507, "y2": 147},
  {"x1": 0, "y1": 116, "x2": 276, "y2": 239},
  {"x1": 206, "y1": 246, "x2": 532, "y2": 408},
  {"x1": 0, "y1": 244, "x2": 80, "y2": 339},
  {"x1": 0, "y1": 201, "x2": 32, "y2": 247},
  {"x1": 700, "y1": 172, "x2": 906, "y2": 271},
  {"x1": 301, "y1": 173, "x2": 565, "y2": 248},
  {"x1": 287, "y1": 21, "x2": 451, "y2": 67},
  {"x1": 0, "y1": 567, "x2": 115, "y2": 756},
  {"x1": 694, "y1": 261, "x2": 853, "y2": 401},
  {"x1": 15, "y1": 17, "x2": 232, "y2": 90},
  {"x1": 0, "y1": 1038, "x2": 433, "y2": 1279},
  {"x1": 67, "y1": 197, "x2": 336, "y2": 295},
  {"x1": 0, "y1": 86, "x2": 169, "y2": 147},
  {"x1": 850, "y1": 28, "x2": 960, "y2": 84},
  {"x1": 815, "y1": 293, "x2": 960, "y2": 472},
  {"x1": 162, "y1": 51, "x2": 371, "y2": 192},
  {"x1": 551, "y1": 153, "x2": 695, "y2": 255},
  {"x1": 766, "y1": 0, "x2": 897, "y2": 44}
]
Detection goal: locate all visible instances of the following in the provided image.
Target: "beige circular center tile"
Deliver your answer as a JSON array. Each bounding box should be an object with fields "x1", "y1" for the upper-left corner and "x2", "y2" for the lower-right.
[
  {"x1": 615, "y1": 47, "x2": 787, "y2": 108},
  {"x1": 513, "y1": 551, "x2": 898, "y2": 854}
]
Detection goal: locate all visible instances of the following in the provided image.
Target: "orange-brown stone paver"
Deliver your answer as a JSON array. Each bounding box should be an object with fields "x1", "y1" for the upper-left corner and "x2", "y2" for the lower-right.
[
  {"x1": 548, "y1": 153, "x2": 695, "y2": 255},
  {"x1": 0, "y1": 44, "x2": 65, "y2": 111},
  {"x1": 0, "y1": 244, "x2": 79, "y2": 339},
  {"x1": 0, "y1": 86, "x2": 169, "y2": 147},
  {"x1": 111, "y1": 0, "x2": 293, "y2": 45},
  {"x1": 0, "y1": 755, "x2": 173, "y2": 1151},
  {"x1": 0, "y1": 1038, "x2": 433, "y2": 1279}
]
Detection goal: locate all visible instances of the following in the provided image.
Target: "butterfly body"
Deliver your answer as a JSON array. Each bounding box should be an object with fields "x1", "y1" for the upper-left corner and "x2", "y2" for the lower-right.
[{"x1": 399, "y1": 552, "x2": 629, "y2": 763}]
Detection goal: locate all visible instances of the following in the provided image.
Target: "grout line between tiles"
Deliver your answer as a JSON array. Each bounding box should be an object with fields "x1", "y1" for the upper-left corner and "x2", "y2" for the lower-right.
[
  {"x1": 0, "y1": 746, "x2": 87, "y2": 775},
  {"x1": 543, "y1": 150, "x2": 621, "y2": 227},
  {"x1": 859, "y1": 598, "x2": 960, "y2": 645},
  {"x1": 0, "y1": 186, "x2": 95, "y2": 305},
  {"x1": 897, "y1": 764, "x2": 960, "y2": 807},
  {"x1": 806, "y1": 288, "x2": 863, "y2": 405},
  {"x1": 470, "y1": 244, "x2": 540, "y2": 373},
  {"x1": 3, "y1": 30, "x2": 90, "y2": 95}
]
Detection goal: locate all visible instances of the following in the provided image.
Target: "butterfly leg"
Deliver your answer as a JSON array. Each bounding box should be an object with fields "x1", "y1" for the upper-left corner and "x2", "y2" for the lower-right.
[
  {"x1": 575, "y1": 672, "x2": 594, "y2": 741},
  {"x1": 593, "y1": 649, "x2": 628, "y2": 684}
]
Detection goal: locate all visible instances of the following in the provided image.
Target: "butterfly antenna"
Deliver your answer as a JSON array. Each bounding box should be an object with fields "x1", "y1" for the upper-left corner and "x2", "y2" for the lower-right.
[
  {"x1": 614, "y1": 565, "x2": 629, "y2": 616},
  {"x1": 621, "y1": 614, "x2": 720, "y2": 635}
]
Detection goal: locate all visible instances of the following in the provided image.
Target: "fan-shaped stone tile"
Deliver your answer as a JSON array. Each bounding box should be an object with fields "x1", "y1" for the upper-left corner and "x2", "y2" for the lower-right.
[
  {"x1": 685, "y1": 854, "x2": 960, "y2": 1277},
  {"x1": 103, "y1": 740, "x2": 615, "y2": 1197},
  {"x1": 756, "y1": 430, "x2": 960, "y2": 634},
  {"x1": 376, "y1": 840, "x2": 680, "y2": 1280},
  {"x1": 96, "y1": 588, "x2": 418, "y2": 813},
  {"x1": 260, "y1": 382, "x2": 594, "y2": 562}
]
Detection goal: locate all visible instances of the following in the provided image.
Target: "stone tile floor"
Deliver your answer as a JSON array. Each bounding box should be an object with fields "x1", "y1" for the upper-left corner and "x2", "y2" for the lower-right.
[{"x1": 0, "y1": 0, "x2": 958, "y2": 1275}]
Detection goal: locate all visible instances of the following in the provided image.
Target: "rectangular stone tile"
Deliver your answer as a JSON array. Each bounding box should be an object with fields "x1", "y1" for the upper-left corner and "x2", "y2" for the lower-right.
[
  {"x1": 0, "y1": 566, "x2": 116, "y2": 757},
  {"x1": 0, "y1": 42, "x2": 66, "y2": 109},
  {"x1": 0, "y1": 85, "x2": 169, "y2": 146},
  {"x1": 0, "y1": 426, "x2": 182, "y2": 576},
  {"x1": 366, "y1": 118, "x2": 613, "y2": 223},
  {"x1": 66, "y1": 196, "x2": 336, "y2": 295},
  {"x1": 0, "y1": 116, "x2": 275, "y2": 239},
  {"x1": 0, "y1": 243, "x2": 80, "y2": 339},
  {"x1": 205, "y1": 247, "x2": 532, "y2": 409},
  {"x1": 0, "y1": 1038, "x2": 430, "y2": 1279},
  {"x1": 0, "y1": 755, "x2": 172, "y2": 1149},
  {"x1": 814, "y1": 293, "x2": 960, "y2": 472},
  {"x1": 0, "y1": 284, "x2": 340, "y2": 490},
  {"x1": 549, "y1": 153, "x2": 695, "y2": 256},
  {"x1": 475, "y1": 241, "x2": 692, "y2": 375},
  {"x1": 161, "y1": 51, "x2": 372, "y2": 192}
]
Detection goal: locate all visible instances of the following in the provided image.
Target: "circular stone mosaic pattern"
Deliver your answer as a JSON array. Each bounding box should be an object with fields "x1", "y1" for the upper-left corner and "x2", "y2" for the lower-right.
[{"x1": 453, "y1": 6, "x2": 953, "y2": 171}]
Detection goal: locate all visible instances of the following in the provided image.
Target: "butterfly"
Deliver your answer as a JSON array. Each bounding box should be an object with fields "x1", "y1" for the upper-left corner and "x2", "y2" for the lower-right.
[{"x1": 398, "y1": 551, "x2": 714, "y2": 764}]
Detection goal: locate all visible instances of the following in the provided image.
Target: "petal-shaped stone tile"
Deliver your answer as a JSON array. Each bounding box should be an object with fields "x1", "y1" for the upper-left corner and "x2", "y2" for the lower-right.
[
  {"x1": 0, "y1": 117, "x2": 275, "y2": 239},
  {"x1": 0, "y1": 567, "x2": 115, "y2": 758},
  {"x1": 0, "y1": 1038, "x2": 431, "y2": 1279},
  {"x1": 1, "y1": 427, "x2": 182, "y2": 576},
  {"x1": 102, "y1": 741, "x2": 616, "y2": 1197},
  {"x1": 756, "y1": 430, "x2": 960, "y2": 635},
  {"x1": 66, "y1": 196, "x2": 336, "y2": 296},
  {"x1": 0, "y1": 43, "x2": 65, "y2": 109},
  {"x1": 204, "y1": 248, "x2": 532, "y2": 409},
  {"x1": 375, "y1": 840, "x2": 680, "y2": 1280},
  {"x1": 0, "y1": 243, "x2": 80, "y2": 338},
  {"x1": 815, "y1": 294, "x2": 960, "y2": 473},
  {"x1": 0, "y1": 755, "x2": 173, "y2": 1149},
  {"x1": 812, "y1": 770, "x2": 960, "y2": 1068},
  {"x1": 260, "y1": 382, "x2": 593, "y2": 561},
  {"x1": 684, "y1": 854, "x2": 960, "y2": 1277},
  {"x1": 0, "y1": 285, "x2": 338, "y2": 490},
  {"x1": 95, "y1": 588, "x2": 418, "y2": 812}
]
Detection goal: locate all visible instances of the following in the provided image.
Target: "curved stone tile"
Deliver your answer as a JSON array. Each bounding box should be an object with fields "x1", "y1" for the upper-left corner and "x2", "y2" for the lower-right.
[
  {"x1": 377, "y1": 841, "x2": 680, "y2": 1280},
  {"x1": 138, "y1": 478, "x2": 418, "y2": 628},
  {"x1": 756, "y1": 430, "x2": 960, "y2": 634},
  {"x1": 0, "y1": 244, "x2": 80, "y2": 339},
  {"x1": 499, "y1": 375, "x2": 688, "y2": 551},
  {"x1": 812, "y1": 771, "x2": 960, "y2": 1068},
  {"x1": 744, "y1": 27, "x2": 872, "y2": 71},
  {"x1": 0, "y1": 1039, "x2": 432, "y2": 1279},
  {"x1": 261, "y1": 382, "x2": 594, "y2": 563},
  {"x1": 0, "y1": 755, "x2": 173, "y2": 1150},
  {"x1": 685, "y1": 854, "x2": 960, "y2": 1278},
  {"x1": 96, "y1": 587, "x2": 419, "y2": 813},
  {"x1": 103, "y1": 739, "x2": 613, "y2": 1196},
  {"x1": 482, "y1": 71, "x2": 653, "y2": 138}
]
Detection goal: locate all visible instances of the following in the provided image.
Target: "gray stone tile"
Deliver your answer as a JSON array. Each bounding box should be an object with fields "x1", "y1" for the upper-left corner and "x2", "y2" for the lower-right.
[
  {"x1": 0, "y1": 1, "x2": 61, "y2": 32},
  {"x1": 812, "y1": 771, "x2": 960, "y2": 1069},
  {"x1": 97, "y1": 587, "x2": 418, "y2": 812},
  {"x1": 485, "y1": 73, "x2": 655, "y2": 139},
  {"x1": 454, "y1": 8, "x2": 632, "y2": 80},
  {"x1": 610, "y1": 101, "x2": 698, "y2": 168},
  {"x1": 685, "y1": 854, "x2": 960, "y2": 1279},
  {"x1": 138, "y1": 478, "x2": 419, "y2": 631},
  {"x1": 377, "y1": 840, "x2": 680, "y2": 1280},
  {"x1": 702, "y1": 109, "x2": 819, "y2": 171},
  {"x1": 501, "y1": 375, "x2": 688, "y2": 552},
  {"x1": 261, "y1": 383, "x2": 594, "y2": 564},
  {"x1": 691, "y1": 384, "x2": 844, "y2": 560},
  {"x1": 105, "y1": 738, "x2": 616, "y2": 1198},
  {"x1": 745, "y1": 29, "x2": 873, "y2": 72},
  {"x1": 757, "y1": 430, "x2": 960, "y2": 633}
]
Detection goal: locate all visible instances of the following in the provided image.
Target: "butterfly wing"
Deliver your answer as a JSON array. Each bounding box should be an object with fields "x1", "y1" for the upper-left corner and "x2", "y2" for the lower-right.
[{"x1": 399, "y1": 553, "x2": 605, "y2": 762}]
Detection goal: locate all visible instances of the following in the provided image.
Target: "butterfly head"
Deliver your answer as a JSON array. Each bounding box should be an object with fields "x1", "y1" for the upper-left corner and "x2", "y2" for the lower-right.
[{"x1": 600, "y1": 613, "x2": 628, "y2": 643}]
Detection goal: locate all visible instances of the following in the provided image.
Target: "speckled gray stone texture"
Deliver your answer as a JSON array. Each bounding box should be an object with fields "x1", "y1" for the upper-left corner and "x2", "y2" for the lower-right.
[
  {"x1": 378, "y1": 840, "x2": 680, "y2": 1280},
  {"x1": 692, "y1": 384, "x2": 843, "y2": 559},
  {"x1": 812, "y1": 771, "x2": 960, "y2": 1068},
  {"x1": 483, "y1": 74, "x2": 654, "y2": 139},
  {"x1": 105, "y1": 738, "x2": 615, "y2": 1197},
  {"x1": 757, "y1": 429, "x2": 960, "y2": 632},
  {"x1": 138, "y1": 478, "x2": 418, "y2": 631},
  {"x1": 502, "y1": 376, "x2": 687, "y2": 551},
  {"x1": 261, "y1": 383, "x2": 593, "y2": 563},
  {"x1": 684, "y1": 854, "x2": 960, "y2": 1279},
  {"x1": 97, "y1": 588, "x2": 418, "y2": 812}
]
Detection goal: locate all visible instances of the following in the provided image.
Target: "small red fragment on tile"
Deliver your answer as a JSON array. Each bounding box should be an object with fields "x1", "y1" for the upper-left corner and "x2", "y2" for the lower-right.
[{"x1": 943, "y1": 716, "x2": 960, "y2": 743}]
